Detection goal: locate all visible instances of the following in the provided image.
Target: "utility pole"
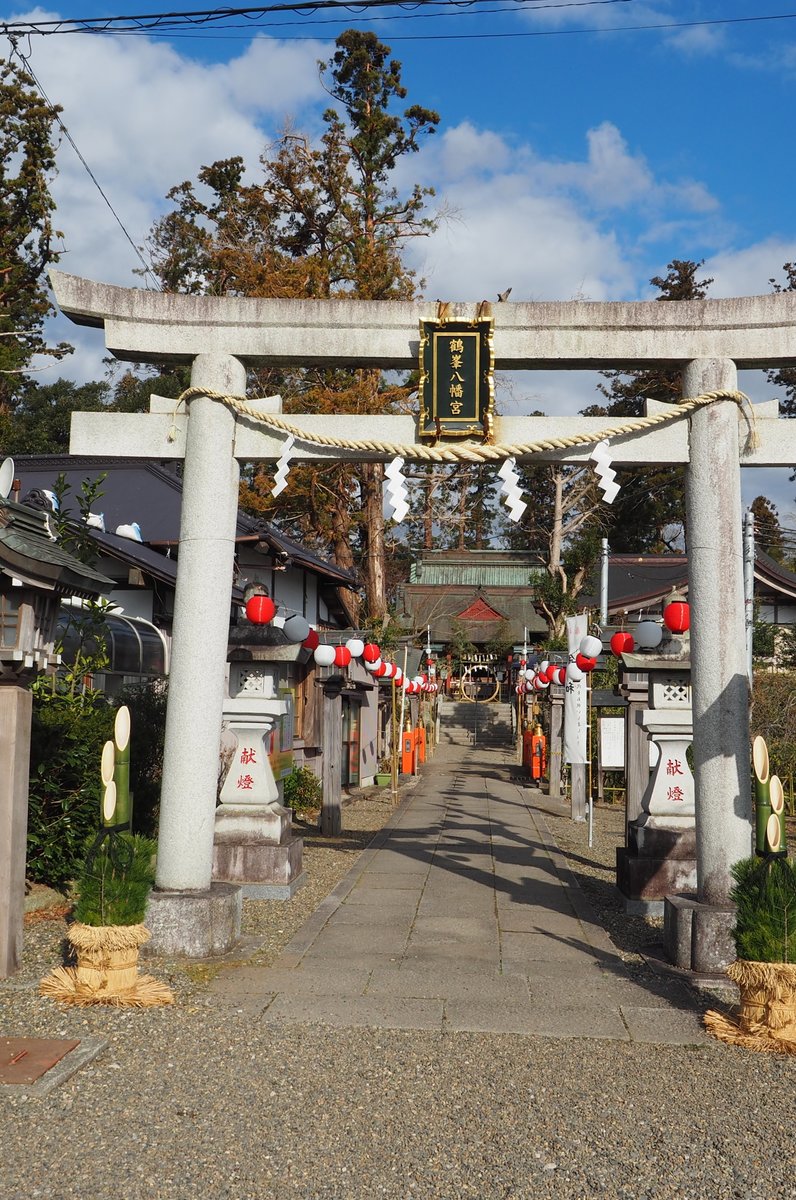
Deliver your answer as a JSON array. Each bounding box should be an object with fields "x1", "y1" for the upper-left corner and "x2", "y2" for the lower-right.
[
  {"x1": 743, "y1": 509, "x2": 755, "y2": 684},
  {"x1": 600, "y1": 538, "x2": 610, "y2": 626}
]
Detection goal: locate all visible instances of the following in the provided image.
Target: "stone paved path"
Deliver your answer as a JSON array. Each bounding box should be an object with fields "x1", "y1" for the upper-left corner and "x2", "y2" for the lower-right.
[{"x1": 208, "y1": 744, "x2": 709, "y2": 1045}]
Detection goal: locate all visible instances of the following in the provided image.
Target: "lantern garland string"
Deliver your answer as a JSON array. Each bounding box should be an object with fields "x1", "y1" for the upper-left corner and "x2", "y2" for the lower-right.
[
  {"x1": 241, "y1": 600, "x2": 440, "y2": 693},
  {"x1": 167, "y1": 388, "x2": 757, "y2": 464}
]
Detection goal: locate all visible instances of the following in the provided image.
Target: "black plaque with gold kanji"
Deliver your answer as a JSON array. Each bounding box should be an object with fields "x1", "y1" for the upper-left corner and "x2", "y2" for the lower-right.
[{"x1": 418, "y1": 319, "x2": 494, "y2": 439}]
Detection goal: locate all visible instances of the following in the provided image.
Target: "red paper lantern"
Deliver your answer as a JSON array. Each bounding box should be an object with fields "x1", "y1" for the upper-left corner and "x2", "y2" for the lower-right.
[
  {"x1": 575, "y1": 653, "x2": 597, "y2": 672},
  {"x1": 245, "y1": 594, "x2": 276, "y2": 625},
  {"x1": 555, "y1": 667, "x2": 567, "y2": 685},
  {"x1": 610, "y1": 631, "x2": 634, "y2": 656},
  {"x1": 375, "y1": 662, "x2": 388, "y2": 677},
  {"x1": 363, "y1": 643, "x2": 381, "y2": 663},
  {"x1": 663, "y1": 600, "x2": 690, "y2": 633},
  {"x1": 334, "y1": 645, "x2": 352, "y2": 668},
  {"x1": 302, "y1": 628, "x2": 319, "y2": 651}
]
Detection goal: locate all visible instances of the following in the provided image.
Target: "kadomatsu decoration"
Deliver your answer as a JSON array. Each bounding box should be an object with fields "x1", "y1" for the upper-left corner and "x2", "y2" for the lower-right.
[
  {"x1": 40, "y1": 707, "x2": 173, "y2": 1007},
  {"x1": 704, "y1": 735, "x2": 796, "y2": 1053}
]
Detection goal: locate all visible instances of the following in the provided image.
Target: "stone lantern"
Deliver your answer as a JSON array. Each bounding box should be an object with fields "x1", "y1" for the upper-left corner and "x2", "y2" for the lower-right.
[
  {"x1": 0, "y1": 489, "x2": 113, "y2": 977},
  {"x1": 616, "y1": 612, "x2": 696, "y2": 915}
]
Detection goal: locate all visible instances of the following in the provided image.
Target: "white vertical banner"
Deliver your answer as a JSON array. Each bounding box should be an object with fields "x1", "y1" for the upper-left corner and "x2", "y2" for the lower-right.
[{"x1": 564, "y1": 614, "x2": 588, "y2": 765}]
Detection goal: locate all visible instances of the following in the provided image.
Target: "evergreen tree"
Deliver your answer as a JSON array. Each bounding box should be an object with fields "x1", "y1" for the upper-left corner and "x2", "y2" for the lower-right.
[
  {"x1": 0, "y1": 57, "x2": 71, "y2": 413},
  {"x1": 582, "y1": 259, "x2": 713, "y2": 551},
  {"x1": 766, "y1": 263, "x2": 796, "y2": 418},
  {"x1": 750, "y1": 494, "x2": 786, "y2": 564},
  {"x1": 145, "y1": 31, "x2": 439, "y2": 624}
]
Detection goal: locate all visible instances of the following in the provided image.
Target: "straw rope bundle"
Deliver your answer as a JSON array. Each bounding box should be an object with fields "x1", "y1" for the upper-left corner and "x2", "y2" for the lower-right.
[
  {"x1": 40, "y1": 922, "x2": 173, "y2": 1008},
  {"x1": 704, "y1": 960, "x2": 796, "y2": 1054}
]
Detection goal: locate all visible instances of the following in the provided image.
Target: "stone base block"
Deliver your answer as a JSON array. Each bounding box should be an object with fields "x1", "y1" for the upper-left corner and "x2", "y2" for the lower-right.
[
  {"x1": 213, "y1": 832, "x2": 304, "y2": 896},
  {"x1": 629, "y1": 823, "x2": 696, "y2": 860},
  {"x1": 241, "y1": 872, "x2": 306, "y2": 900},
  {"x1": 144, "y1": 882, "x2": 241, "y2": 958},
  {"x1": 663, "y1": 892, "x2": 736, "y2": 973},
  {"x1": 616, "y1": 845, "x2": 697, "y2": 907}
]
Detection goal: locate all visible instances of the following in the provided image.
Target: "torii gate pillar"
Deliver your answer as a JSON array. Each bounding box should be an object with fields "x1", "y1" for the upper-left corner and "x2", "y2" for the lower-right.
[
  {"x1": 145, "y1": 353, "x2": 245, "y2": 956},
  {"x1": 664, "y1": 359, "x2": 752, "y2": 974}
]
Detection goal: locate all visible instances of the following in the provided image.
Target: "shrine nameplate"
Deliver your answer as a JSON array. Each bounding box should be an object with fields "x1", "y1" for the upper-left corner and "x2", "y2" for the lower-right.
[{"x1": 418, "y1": 319, "x2": 494, "y2": 439}]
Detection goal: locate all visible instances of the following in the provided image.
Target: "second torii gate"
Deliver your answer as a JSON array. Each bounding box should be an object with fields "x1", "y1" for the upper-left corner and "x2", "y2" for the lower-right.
[{"x1": 51, "y1": 270, "x2": 796, "y2": 971}]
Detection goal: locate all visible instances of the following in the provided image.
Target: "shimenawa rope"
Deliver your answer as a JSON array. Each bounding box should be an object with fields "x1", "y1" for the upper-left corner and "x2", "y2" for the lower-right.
[{"x1": 167, "y1": 387, "x2": 756, "y2": 462}]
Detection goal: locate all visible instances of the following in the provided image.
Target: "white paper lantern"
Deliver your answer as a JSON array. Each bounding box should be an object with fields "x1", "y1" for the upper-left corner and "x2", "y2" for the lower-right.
[
  {"x1": 364, "y1": 657, "x2": 382, "y2": 673},
  {"x1": 517, "y1": 669, "x2": 527, "y2": 679},
  {"x1": 283, "y1": 613, "x2": 311, "y2": 643},
  {"x1": 539, "y1": 660, "x2": 550, "y2": 675},
  {"x1": 579, "y1": 634, "x2": 603, "y2": 658},
  {"x1": 635, "y1": 620, "x2": 663, "y2": 649},
  {"x1": 313, "y1": 644, "x2": 336, "y2": 666},
  {"x1": 346, "y1": 637, "x2": 365, "y2": 658},
  {"x1": 566, "y1": 662, "x2": 584, "y2": 683}
]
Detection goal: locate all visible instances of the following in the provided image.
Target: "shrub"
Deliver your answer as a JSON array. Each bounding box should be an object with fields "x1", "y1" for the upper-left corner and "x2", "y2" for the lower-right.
[
  {"x1": 751, "y1": 670, "x2": 796, "y2": 783},
  {"x1": 26, "y1": 693, "x2": 115, "y2": 891},
  {"x1": 283, "y1": 766, "x2": 322, "y2": 813},
  {"x1": 116, "y1": 680, "x2": 168, "y2": 836}
]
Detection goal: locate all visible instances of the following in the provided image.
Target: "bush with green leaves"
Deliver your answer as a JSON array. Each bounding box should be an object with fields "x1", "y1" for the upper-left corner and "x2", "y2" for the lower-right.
[
  {"x1": 26, "y1": 693, "x2": 115, "y2": 891},
  {"x1": 731, "y1": 855, "x2": 796, "y2": 963},
  {"x1": 73, "y1": 832, "x2": 157, "y2": 926},
  {"x1": 283, "y1": 766, "x2": 323, "y2": 813}
]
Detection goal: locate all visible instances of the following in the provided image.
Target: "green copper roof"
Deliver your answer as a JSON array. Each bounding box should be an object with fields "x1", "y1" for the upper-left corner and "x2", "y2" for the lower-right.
[{"x1": 410, "y1": 563, "x2": 543, "y2": 587}]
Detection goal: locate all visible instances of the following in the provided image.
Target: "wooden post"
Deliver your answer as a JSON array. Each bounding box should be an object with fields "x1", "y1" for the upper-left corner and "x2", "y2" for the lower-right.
[
  {"x1": 321, "y1": 682, "x2": 342, "y2": 836},
  {"x1": 0, "y1": 687, "x2": 33, "y2": 977},
  {"x1": 548, "y1": 688, "x2": 564, "y2": 798}
]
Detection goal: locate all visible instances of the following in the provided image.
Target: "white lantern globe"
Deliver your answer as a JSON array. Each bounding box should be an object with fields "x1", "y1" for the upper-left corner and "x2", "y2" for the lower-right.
[
  {"x1": 314, "y1": 644, "x2": 336, "y2": 667},
  {"x1": 346, "y1": 637, "x2": 365, "y2": 658},
  {"x1": 566, "y1": 662, "x2": 584, "y2": 683},
  {"x1": 580, "y1": 634, "x2": 603, "y2": 658},
  {"x1": 364, "y1": 656, "x2": 382, "y2": 673},
  {"x1": 636, "y1": 620, "x2": 663, "y2": 649}
]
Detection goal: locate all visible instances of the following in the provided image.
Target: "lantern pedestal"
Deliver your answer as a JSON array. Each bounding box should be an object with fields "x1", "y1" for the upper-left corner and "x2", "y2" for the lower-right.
[
  {"x1": 212, "y1": 679, "x2": 305, "y2": 899},
  {"x1": 616, "y1": 654, "x2": 696, "y2": 915}
]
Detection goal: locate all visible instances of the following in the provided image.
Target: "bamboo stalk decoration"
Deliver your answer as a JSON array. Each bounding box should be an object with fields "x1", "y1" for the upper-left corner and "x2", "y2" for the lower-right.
[
  {"x1": 753, "y1": 735, "x2": 772, "y2": 856},
  {"x1": 770, "y1": 775, "x2": 787, "y2": 855},
  {"x1": 113, "y1": 706, "x2": 132, "y2": 829},
  {"x1": 101, "y1": 740, "x2": 116, "y2": 827}
]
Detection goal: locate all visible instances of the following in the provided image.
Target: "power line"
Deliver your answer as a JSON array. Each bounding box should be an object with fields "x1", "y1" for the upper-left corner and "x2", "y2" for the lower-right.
[
  {"x1": 7, "y1": 37, "x2": 161, "y2": 291},
  {"x1": 0, "y1": 0, "x2": 638, "y2": 37},
  {"x1": 4, "y1": 2, "x2": 796, "y2": 43}
]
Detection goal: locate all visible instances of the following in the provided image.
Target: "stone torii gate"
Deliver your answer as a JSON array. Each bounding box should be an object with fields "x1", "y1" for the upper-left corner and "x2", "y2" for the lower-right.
[{"x1": 51, "y1": 270, "x2": 796, "y2": 970}]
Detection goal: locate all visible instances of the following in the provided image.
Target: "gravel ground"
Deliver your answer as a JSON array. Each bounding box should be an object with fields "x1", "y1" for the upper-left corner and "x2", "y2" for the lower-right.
[
  {"x1": 3, "y1": 780, "x2": 796, "y2": 1200},
  {"x1": 540, "y1": 800, "x2": 666, "y2": 969}
]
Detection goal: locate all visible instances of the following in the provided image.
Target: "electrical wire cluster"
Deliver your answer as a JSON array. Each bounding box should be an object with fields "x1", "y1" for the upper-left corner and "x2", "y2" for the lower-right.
[{"x1": 1, "y1": 2, "x2": 796, "y2": 43}]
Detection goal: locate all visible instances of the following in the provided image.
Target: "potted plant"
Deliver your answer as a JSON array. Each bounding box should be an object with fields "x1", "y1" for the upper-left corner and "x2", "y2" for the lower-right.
[
  {"x1": 704, "y1": 736, "x2": 796, "y2": 1053},
  {"x1": 40, "y1": 707, "x2": 173, "y2": 1007},
  {"x1": 375, "y1": 758, "x2": 392, "y2": 787}
]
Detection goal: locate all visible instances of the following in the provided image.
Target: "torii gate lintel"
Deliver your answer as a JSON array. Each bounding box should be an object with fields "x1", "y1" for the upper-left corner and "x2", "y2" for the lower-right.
[{"x1": 51, "y1": 272, "x2": 796, "y2": 973}]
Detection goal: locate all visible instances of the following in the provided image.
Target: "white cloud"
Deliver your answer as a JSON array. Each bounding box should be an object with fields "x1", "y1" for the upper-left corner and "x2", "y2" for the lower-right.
[
  {"x1": 434, "y1": 121, "x2": 512, "y2": 180},
  {"x1": 15, "y1": 15, "x2": 330, "y2": 290},
  {"x1": 705, "y1": 240, "x2": 796, "y2": 297}
]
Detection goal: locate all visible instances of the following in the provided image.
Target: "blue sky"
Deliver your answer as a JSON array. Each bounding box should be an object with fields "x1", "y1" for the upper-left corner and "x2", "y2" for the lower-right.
[{"x1": 6, "y1": 0, "x2": 796, "y2": 515}]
